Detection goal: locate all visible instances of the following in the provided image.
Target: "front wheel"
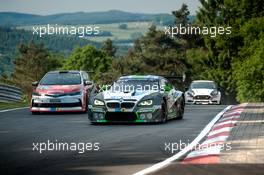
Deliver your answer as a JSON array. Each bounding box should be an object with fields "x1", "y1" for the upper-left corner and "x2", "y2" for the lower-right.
[
  {"x1": 82, "y1": 97, "x2": 88, "y2": 113},
  {"x1": 177, "y1": 100, "x2": 184, "y2": 119},
  {"x1": 31, "y1": 111, "x2": 40, "y2": 115},
  {"x1": 161, "y1": 103, "x2": 168, "y2": 123}
]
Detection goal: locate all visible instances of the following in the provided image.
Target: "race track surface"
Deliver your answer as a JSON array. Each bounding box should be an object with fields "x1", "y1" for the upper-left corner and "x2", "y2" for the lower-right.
[{"x1": 0, "y1": 105, "x2": 226, "y2": 175}]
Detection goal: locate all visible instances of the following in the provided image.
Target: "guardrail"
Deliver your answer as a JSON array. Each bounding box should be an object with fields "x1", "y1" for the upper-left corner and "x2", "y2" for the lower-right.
[{"x1": 0, "y1": 83, "x2": 22, "y2": 102}]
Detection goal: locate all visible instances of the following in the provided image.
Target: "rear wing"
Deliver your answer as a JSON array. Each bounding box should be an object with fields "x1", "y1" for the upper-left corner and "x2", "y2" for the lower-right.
[{"x1": 120, "y1": 73, "x2": 186, "y2": 82}]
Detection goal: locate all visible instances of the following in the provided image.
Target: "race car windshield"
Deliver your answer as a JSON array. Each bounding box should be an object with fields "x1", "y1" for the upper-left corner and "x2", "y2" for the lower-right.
[
  {"x1": 39, "y1": 73, "x2": 81, "y2": 85},
  {"x1": 111, "y1": 79, "x2": 159, "y2": 92},
  {"x1": 191, "y1": 82, "x2": 216, "y2": 89}
]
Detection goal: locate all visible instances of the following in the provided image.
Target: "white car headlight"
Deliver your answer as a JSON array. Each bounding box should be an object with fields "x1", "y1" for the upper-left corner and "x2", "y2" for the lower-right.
[
  {"x1": 210, "y1": 90, "x2": 218, "y2": 96},
  {"x1": 187, "y1": 90, "x2": 194, "y2": 97},
  {"x1": 139, "y1": 100, "x2": 153, "y2": 106},
  {"x1": 94, "y1": 99, "x2": 104, "y2": 106}
]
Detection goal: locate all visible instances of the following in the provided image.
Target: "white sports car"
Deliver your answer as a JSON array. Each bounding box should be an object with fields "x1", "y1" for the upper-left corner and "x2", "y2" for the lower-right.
[{"x1": 185, "y1": 80, "x2": 221, "y2": 105}]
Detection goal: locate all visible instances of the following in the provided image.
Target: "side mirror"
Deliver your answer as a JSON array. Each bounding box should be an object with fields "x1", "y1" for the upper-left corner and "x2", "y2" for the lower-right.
[
  {"x1": 32, "y1": 81, "x2": 39, "y2": 87},
  {"x1": 84, "y1": 80, "x2": 93, "y2": 86}
]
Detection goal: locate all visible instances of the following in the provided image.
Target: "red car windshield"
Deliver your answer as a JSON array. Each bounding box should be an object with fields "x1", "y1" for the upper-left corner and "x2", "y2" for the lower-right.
[{"x1": 39, "y1": 72, "x2": 81, "y2": 85}]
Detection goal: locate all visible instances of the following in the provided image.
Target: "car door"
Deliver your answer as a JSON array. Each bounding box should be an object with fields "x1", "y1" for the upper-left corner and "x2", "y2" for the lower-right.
[{"x1": 165, "y1": 81, "x2": 177, "y2": 112}]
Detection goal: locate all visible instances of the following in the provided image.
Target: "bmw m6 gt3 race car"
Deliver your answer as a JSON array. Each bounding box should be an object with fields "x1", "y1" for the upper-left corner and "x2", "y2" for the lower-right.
[
  {"x1": 88, "y1": 75, "x2": 185, "y2": 123},
  {"x1": 30, "y1": 70, "x2": 94, "y2": 114},
  {"x1": 185, "y1": 80, "x2": 221, "y2": 105}
]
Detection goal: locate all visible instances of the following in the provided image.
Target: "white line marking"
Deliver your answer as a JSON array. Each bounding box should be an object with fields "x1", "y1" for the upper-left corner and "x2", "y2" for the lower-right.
[
  {"x1": 132, "y1": 105, "x2": 232, "y2": 175},
  {"x1": 0, "y1": 107, "x2": 28, "y2": 113}
]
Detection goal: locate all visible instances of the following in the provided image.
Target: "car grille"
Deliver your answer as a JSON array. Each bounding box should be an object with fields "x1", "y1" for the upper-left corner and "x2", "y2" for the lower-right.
[
  {"x1": 107, "y1": 102, "x2": 120, "y2": 108},
  {"x1": 194, "y1": 95, "x2": 211, "y2": 100},
  {"x1": 105, "y1": 112, "x2": 137, "y2": 122},
  {"x1": 45, "y1": 94, "x2": 66, "y2": 98},
  {"x1": 32, "y1": 101, "x2": 82, "y2": 108},
  {"x1": 107, "y1": 102, "x2": 135, "y2": 109},
  {"x1": 121, "y1": 102, "x2": 135, "y2": 109}
]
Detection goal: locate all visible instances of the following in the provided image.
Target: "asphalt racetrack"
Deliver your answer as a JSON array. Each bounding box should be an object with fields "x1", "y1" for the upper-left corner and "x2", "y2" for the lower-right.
[{"x1": 0, "y1": 105, "x2": 226, "y2": 175}]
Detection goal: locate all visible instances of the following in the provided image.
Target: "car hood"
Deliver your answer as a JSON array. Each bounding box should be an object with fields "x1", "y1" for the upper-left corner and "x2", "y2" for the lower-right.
[
  {"x1": 192, "y1": 88, "x2": 214, "y2": 96},
  {"x1": 36, "y1": 85, "x2": 82, "y2": 94},
  {"x1": 101, "y1": 90, "x2": 157, "y2": 101}
]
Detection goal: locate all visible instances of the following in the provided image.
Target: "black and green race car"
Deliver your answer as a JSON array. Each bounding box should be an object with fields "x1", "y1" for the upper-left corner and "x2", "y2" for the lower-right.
[{"x1": 88, "y1": 75, "x2": 185, "y2": 123}]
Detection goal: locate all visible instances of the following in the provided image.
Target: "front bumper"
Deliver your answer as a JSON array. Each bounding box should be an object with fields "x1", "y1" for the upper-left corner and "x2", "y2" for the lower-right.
[
  {"x1": 88, "y1": 104, "x2": 163, "y2": 123},
  {"x1": 185, "y1": 95, "x2": 220, "y2": 105},
  {"x1": 30, "y1": 94, "x2": 85, "y2": 112}
]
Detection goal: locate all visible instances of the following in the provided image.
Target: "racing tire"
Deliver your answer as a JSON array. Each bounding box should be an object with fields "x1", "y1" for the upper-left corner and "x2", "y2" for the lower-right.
[
  {"x1": 82, "y1": 97, "x2": 88, "y2": 113},
  {"x1": 218, "y1": 99, "x2": 222, "y2": 105},
  {"x1": 177, "y1": 101, "x2": 184, "y2": 119},
  {"x1": 31, "y1": 111, "x2": 40, "y2": 115},
  {"x1": 161, "y1": 103, "x2": 168, "y2": 123}
]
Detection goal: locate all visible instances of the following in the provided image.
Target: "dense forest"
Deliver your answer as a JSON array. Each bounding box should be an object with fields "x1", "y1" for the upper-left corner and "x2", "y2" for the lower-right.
[
  {"x1": 1, "y1": 0, "x2": 264, "y2": 103},
  {"x1": 0, "y1": 27, "x2": 100, "y2": 75}
]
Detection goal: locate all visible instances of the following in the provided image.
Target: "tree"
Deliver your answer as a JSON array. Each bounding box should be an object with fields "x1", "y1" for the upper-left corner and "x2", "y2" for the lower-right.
[
  {"x1": 101, "y1": 39, "x2": 117, "y2": 57},
  {"x1": 7, "y1": 42, "x2": 61, "y2": 99},
  {"x1": 196, "y1": 0, "x2": 264, "y2": 102},
  {"x1": 118, "y1": 23, "x2": 128, "y2": 30},
  {"x1": 234, "y1": 17, "x2": 264, "y2": 102},
  {"x1": 234, "y1": 37, "x2": 264, "y2": 102},
  {"x1": 121, "y1": 25, "x2": 187, "y2": 89},
  {"x1": 62, "y1": 45, "x2": 113, "y2": 84},
  {"x1": 172, "y1": 3, "x2": 190, "y2": 26},
  {"x1": 171, "y1": 4, "x2": 204, "y2": 85}
]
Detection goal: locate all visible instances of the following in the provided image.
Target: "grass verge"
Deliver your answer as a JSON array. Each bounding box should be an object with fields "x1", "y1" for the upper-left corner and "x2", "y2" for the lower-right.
[{"x1": 0, "y1": 101, "x2": 29, "y2": 110}]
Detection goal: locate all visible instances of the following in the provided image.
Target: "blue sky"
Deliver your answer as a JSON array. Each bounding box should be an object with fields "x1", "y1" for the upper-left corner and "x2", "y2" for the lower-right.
[{"x1": 0, "y1": 0, "x2": 200, "y2": 15}]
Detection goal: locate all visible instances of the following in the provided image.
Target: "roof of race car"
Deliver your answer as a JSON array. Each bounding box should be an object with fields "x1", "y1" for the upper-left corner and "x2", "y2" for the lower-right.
[{"x1": 119, "y1": 75, "x2": 162, "y2": 81}]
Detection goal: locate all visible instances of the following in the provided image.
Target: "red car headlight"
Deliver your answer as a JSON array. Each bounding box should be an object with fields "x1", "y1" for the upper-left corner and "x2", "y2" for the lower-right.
[{"x1": 32, "y1": 91, "x2": 41, "y2": 96}]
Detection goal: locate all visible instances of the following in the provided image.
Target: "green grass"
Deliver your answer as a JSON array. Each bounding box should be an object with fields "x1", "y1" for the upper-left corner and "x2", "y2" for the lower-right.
[{"x1": 0, "y1": 101, "x2": 28, "y2": 110}]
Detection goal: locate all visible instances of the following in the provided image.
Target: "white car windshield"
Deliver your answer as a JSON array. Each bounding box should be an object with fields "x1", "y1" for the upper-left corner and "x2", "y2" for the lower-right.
[{"x1": 191, "y1": 82, "x2": 216, "y2": 89}]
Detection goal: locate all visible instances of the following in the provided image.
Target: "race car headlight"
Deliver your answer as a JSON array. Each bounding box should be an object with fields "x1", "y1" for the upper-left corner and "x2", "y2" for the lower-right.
[
  {"x1": 139, "y1": 100, "x2": 153, "y2": 106},
  {"x1": 187, "y1": 90, "x2": 194, "y2": 97},
  {"x1": 94, "y1": 99, "x2": 105, "y2": 106},
  {"x1": 32, "y1": 91, "x2": 41, "y2": 96},
  {"x1": 210, "y1": 90, "x2": 218, "y2": 96}
]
